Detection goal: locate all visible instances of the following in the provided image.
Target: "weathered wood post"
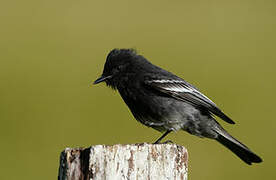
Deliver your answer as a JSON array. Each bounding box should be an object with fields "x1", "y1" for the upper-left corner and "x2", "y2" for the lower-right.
[{"x1": 58, "y1": 143, "x2": 188, "y2": 180}]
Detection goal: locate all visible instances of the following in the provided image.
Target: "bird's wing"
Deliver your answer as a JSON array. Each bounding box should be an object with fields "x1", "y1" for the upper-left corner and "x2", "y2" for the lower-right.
[{"x1": 145, "y1": 79, "x2": 235, "y2": 124}]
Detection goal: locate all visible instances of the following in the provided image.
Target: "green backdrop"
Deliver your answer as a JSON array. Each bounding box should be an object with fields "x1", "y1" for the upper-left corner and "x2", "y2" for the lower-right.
[{"x1": 1, "y1": 0, "x2": 275, "y2": 179}]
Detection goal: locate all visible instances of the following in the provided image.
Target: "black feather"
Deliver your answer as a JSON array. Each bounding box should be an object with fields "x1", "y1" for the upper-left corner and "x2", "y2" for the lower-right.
[
  {"x1": 146, "y1": 80, "x2": 235, "y2": 124},
  {"x1": 216, "y1": 133, "x2": 262, "y2": 165}
]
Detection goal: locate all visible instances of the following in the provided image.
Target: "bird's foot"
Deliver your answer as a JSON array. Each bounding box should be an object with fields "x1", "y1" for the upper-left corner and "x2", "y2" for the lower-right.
[{"x1": 153, "y1": 140, "x2": 174, "y2": 144}]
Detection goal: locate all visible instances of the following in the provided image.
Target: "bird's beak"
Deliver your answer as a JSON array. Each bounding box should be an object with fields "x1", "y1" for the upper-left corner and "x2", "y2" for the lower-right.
[{"x1": 93, "y1": 75, "x2": 112, "y2": 84}]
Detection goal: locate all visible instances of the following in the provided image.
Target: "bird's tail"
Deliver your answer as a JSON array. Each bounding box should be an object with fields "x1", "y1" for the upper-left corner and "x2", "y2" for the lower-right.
[{"x1": 214, "y1": 126, "x2": 262, "y2": 165}]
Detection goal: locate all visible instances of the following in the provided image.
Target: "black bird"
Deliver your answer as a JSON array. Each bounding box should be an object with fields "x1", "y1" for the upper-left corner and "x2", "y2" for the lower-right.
[{"x1": 94, "y1": 48, "x2": 262, "y2": 165}]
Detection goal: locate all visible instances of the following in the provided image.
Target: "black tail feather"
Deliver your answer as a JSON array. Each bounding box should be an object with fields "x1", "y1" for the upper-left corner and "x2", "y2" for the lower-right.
[{"x1": 216, "y1": 133, "x2": 262, "y2": 165}]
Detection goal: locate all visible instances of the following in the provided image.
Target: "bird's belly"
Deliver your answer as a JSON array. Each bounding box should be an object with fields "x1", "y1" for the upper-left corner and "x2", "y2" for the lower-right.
[
  {"x1": 119, "y1": 88, "x2": 212, "y2": 135},
  {"x1": 130, "y1": 96, "x2": 200, "y2": 132}
]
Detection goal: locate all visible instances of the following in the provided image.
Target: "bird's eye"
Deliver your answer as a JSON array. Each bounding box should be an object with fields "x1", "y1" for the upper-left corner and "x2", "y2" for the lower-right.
[
  {"x1": 117, "y1": 65, "x2": 124, "y2": 71},
  {"x1": 112, "y1": 66, "x2": 121, "y2": 74}
]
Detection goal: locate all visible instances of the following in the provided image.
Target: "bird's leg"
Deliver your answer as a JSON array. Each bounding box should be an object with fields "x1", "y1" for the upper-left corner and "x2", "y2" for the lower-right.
[{"x1": 153, "y1": 130, "x2": 172, "y2": 144}]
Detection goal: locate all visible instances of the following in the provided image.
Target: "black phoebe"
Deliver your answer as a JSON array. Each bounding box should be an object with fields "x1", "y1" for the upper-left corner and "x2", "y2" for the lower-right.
[{"x1": 94, "y1": 48, "x2": 262, "y2": 165}]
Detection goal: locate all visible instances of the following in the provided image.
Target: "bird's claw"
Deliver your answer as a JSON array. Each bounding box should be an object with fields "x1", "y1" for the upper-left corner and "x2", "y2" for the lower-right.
[{"x1": 153, "y1": 140, "x2": 174, "y2": 144}]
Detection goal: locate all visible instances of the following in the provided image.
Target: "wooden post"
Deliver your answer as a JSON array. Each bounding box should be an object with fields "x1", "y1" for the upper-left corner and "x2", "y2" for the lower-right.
[{"x1": 58, "y1": 143, "x2": 188, "y2": 180}]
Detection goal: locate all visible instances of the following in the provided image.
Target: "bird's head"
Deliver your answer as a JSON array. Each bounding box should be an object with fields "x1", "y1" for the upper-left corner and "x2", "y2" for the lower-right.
[{"x1": 94, "y1": 48, "x2": 137, "y2": 88}]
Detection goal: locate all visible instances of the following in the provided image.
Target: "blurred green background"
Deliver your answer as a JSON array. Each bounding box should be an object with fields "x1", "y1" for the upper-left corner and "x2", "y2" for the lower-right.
[{"x1": 1, "y1": 0, "x2": 275, "y2": 179}]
